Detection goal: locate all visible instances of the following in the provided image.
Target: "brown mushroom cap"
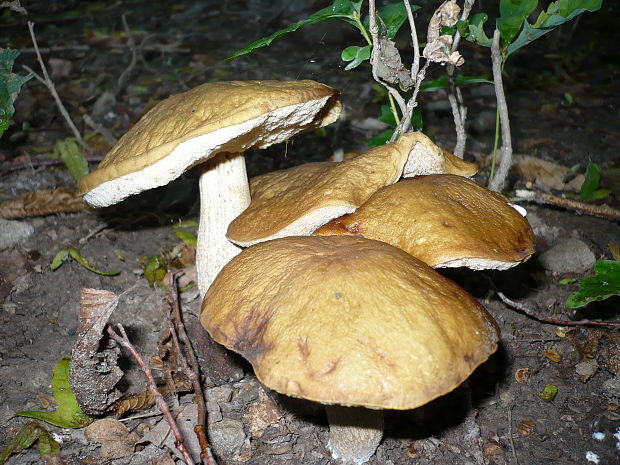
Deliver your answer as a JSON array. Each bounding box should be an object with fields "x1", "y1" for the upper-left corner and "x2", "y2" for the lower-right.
[
  {"x1": 225, "y1": 133, "x2": 419, "y2": 247},
  {"x1": 315, "y1": 174, "x2": 536, "y2": 269},
  {"x1": 201, "y1": 235, "x2": 499, "y2": 410},
  {"x1": 77, "y1": 80, "x2": 341, "y2": 206},
  {"x1": 402, "y1": 133, "x2": 478, "y2": 178}
]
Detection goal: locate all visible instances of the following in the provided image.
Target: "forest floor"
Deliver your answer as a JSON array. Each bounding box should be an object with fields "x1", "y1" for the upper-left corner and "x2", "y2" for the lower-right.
[{"x1": 1, "y1": 1, "x2": 619, "y2": 464}]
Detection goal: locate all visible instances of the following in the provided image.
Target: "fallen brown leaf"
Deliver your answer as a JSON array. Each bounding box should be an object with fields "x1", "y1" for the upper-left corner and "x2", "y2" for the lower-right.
[
  {"x1": 0, "y1": 187, "x2": 89, "y2": 219},
  {"x1": 84, "y1": 418, "x2": 140, "y2": 459}
]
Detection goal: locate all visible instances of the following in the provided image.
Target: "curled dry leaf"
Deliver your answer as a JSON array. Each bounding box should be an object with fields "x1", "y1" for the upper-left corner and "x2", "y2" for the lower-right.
[
  {"x1": 422, "y1": 1, "x2": 464, "y2": 66},
  {"x1": 0, "y1": 188, "x2": 89, "y2": 219},
  {"x1": 112, "y1": 387, "x2": 156, "y2": 417},
  {"x1": 70, "y1": 288, "x2": 124, "y2": 415},
  {"x1": 375, "y1": 34, "x2": 413, "y2": 91},
  {"x1": 84, "y1": 418, "x2": 140, "y2": 459}
]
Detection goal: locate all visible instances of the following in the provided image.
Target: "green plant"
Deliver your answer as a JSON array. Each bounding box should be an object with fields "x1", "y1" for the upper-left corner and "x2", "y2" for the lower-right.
[
  {"x1": 579, "y1": 161, "x2": 611, "y2": 201},
  {"x1": 16, "y1": 359, "x2": 93, "y2": 428},
  {"x1": 566, "y1": 260, "x2": 620, "y2": 308},
  {"x1": 0, "y1": 48, "x2": 32, "y2": 139},
  {"x1": 458, "y1": 0, "x2": 603, "y2": 189}
]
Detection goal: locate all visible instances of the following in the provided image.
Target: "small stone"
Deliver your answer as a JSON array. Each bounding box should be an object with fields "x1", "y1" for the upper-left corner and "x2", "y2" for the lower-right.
[
  {"x1": 575, "y1": 360, "x2": 598, "y2": 382},
  {"x1": 209, "y1": 418, "x2": 246, "y2": 457},
  {"x1": 538, "y1": 238, "x2": 596, "y2": 273},
  {"x1": 0, "y1": 219, "x2": 34, "y2": 250}
]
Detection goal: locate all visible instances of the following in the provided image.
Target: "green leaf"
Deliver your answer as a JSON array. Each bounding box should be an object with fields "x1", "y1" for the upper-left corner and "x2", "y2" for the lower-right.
[
  {"x1": 143, "y1": 254, "x2": 167, "y2": 288},
  {"x1": 566, "y1": 260, "x2": 620, "y2": 308},
  {"x1": 420, "y1": 74, "x2": 493, "y2": 92},
  {"x1": 378, "y1": 103, "x2": 397, "y2": 127},
  {"x1": 507, "y1": 0, "x2": 602, "y2": 56},
  {"x1": 174, "y1": 229, "x2": 197, "y2": 248},
  {"x1": 51, "y1": 246, "x2": 120, "y2": 275},
  {"x1": 367, "y1": 128, "x2": 394, "y2": 147},
  {"x1": 53, "y1": 138, "x2": 89, "y2": 181},
  {"x1": 558, "y1": 277, "x2": 577, "y2": 285},
  {"x1": 0, "y1": 421, "x2": 61, "y2": 465},
  {"x1": 0, "y1": 48, "x2": 33, "y2": 139},
  {"x1": 456, "y1": 19, "x2": 470, "y2": 38},
  {"x1": 363, "y1": 2, "x2": 421, "y2": 40},
  {"x1": 466, "y1": 13, "x2": 492, "y2": 47},
  {"x1": 16, "y1": 359, "x2": 93, "y2": 428},
  {"x1": 226, "y1": 0, "x2": 360, "y2": 60},
  {"x1": 538, "y1": 383, "x2": 558, "y2": 402},
  {"x1": 67, "y1": 246, "x2": 120, "y2": 276},
  {"x1": 50, "y1": 248, "x2": 70, "y2": 270},
  {"x1": 580, "y1": 162, "x2": 600, "y2": 201},
  {"x1": 497, "y1": 0, "x2": 538, "y2": 45},
  {"x1": 341, "y1": 44, "x2": 371, "y2": 70}
]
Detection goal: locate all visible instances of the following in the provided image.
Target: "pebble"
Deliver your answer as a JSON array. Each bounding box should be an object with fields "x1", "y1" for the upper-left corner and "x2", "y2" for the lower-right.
[
  {"x1": 209, "y1": 418, "x2": 246, "y2": 456},
  {"x1": 538, "y1": 238, "x2": 596, "y2": 273},
  {"x1": 0, "y1": 218, "x2": 34, "y2": 250}
]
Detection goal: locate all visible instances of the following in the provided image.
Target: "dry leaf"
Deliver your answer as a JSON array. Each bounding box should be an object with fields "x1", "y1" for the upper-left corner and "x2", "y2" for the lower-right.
[
  {"x1": 608, "y1": 243, "x2": 620, "y2": 261},
  {"x1": 70, "y1": 288, "x2": 123, "y2": 415},
  {"x1": 112, "y1": 388, "x2": 157, "y2": 417},
  {"x1": 514, "y1": 155, "x2": 570, "y2": 191},
  {"x1": 544, "y1": 349, "x2": 562, "y2": 363},
  {"x1": 375, "y1": 35, "x2": 413, "y2": 91},
  {"x1": 514, "y1": 367, "x2": 530, "y2": 383},
  {"x1": 0, "y1": 188, "x2": 89, "y2": 219},
  {"x1": 518, "y1": 420, "x2": 536, "y2": 436},
  {"x1": 84, "y1": 418, "x2": 140, "y2": 459}
]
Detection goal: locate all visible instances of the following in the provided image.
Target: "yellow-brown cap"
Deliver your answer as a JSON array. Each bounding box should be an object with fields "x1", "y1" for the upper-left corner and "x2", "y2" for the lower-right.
[
  {"x1": 315, "y1": 174, "x2": 536, "y2": 269},
  {"x1": 201, "y1": 235, "x2": 499, "y2": 410},
  {"x1": 78, "y1": 80, "x2": 341, "y2": 207},
  {"x1": 402, "y1": 133, "x2": 478, "y2": 178},
  {"x1": 225, "y1": 133, "x2": 422, "y2": 247}
]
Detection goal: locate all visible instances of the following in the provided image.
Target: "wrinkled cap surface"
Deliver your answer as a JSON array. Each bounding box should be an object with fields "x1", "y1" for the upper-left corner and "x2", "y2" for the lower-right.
[
  {"x1": 315, "y1": 175, "x2": 536, "y2": 269},
  {"x1": 78, "y1": 80, "x2": 341, "y2": 207},
  {"x1": 402, "y1": 132, "x2": 478, "y2": 178},
  {"x1": 201, "y1": 235, "x2": 499, "y2": 410},
  {"x1": 226, "y1": 132, "x2": 431, "y2": 247}
]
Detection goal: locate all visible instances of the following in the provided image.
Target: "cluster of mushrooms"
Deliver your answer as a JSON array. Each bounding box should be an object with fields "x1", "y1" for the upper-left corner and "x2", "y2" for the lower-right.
[{"x1": 78, "y1": 80, "x2": 535, "y2": 464}]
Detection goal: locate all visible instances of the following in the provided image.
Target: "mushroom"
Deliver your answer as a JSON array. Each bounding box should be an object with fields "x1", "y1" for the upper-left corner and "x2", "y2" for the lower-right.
[
  {"x1": 315, "y1": 174, "x2": 536, "y2": 269},
  {"x1": 201, "y1": 235, "x2": 499, "y2": 463},
  {"x1": 77, "y1": 80, "x2": 341, "y2": 296},
  {"x1": 226, "y1": 132, "x2": 478, "y2": 247}
]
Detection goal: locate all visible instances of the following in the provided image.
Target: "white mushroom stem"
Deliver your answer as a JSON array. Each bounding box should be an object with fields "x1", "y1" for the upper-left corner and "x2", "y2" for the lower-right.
[
  {"x1": 325, "y1": 405, "x2": 384, "y2": 464},
  {"x1": 196, "y1": 152, "x2": 250, "y2": 297}
]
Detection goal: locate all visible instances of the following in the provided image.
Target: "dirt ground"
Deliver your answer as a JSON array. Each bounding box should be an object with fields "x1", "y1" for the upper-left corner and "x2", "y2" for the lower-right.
[{"x1": 1, "y1": 1, "x2": 619, "y2": 464}]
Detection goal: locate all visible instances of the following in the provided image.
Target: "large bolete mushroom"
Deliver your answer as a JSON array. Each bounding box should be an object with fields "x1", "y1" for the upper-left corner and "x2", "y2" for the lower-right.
[
  {"x1": 226, "y1": 132, "x2": 478, "y2": 247},
  {"x1": 315, "y1": 174, "x2": 536, "y2": 269},
  {"x1": 201, "y1": 235, "x2": 499, "y2": 463},
  {"x1": 77, "y1": 80, "x2": 341, "y2": 296}
]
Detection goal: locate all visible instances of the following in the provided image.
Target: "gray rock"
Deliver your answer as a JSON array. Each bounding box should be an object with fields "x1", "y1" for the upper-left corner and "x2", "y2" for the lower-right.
[
  {"x1": 0, "y1": 218, "x2": 34, "y2": 250},
  {"x1": 209, "y1": 418, "x2": 246, "y2": 456},
  {"x1": 538, "y1": 238, "x2": 596, "y2": 273}
]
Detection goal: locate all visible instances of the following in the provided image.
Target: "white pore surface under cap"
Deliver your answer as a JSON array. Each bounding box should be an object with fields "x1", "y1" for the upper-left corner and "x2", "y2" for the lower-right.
[
  {"x1": 83, "y1": 96, "x2": 332, "y2": 207},
  {"x1": 228, "y1": 204, "x2": 356, "y2": 247}
]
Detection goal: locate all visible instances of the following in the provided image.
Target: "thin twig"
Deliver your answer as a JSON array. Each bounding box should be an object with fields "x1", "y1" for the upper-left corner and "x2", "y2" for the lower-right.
[
  {"x1": 513, "y1": 189, "x2": 620, "y2": 222},
  {"x1": 488, "y1": 28, "x2": 512, "y2": 192},
  {"x1": 403, "y1": 0, "x2": 420, "y2": 81},
  {"x1": 0, "y1": 156, "x2": 103, "y2": 176},
  {"x1": 107, "y1": 324, "x2": 196, "y2": 465},
  {"x1": 391, "y1": 61, "x2": 430, "y2": 140},
  {"x1": 166, "y1": 272, "x2": 218, "y2": 465},
  {"x1": 116, "y1": 15, "x2": 139, "y2": 97},
  {"x1": 447, "y1": 0, "x2": 475, "y2": 158},
  {"x1": 496, "y1": 291, "x2": 620, "y2": 328},
  {"x1": 26, "y1": 22, "x2": 92, "y2": 154},
  {"x1": 508, "y1": 404, "x2": 519, "y2": 465}
]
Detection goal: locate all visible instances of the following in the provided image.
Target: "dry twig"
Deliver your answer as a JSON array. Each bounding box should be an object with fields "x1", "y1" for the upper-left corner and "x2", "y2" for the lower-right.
[
  {"x1": 24, "y1": 22, "x2": 92, "y2": 154},
  {"x1": 513, "y1": 189, "x2": 620, "y2": 222},
  {"x1": 165, "y1": 272, "x2": 218, "y2": 465},
  {"x1": 107, "y1": 323, "x2": 196, "y2": 465},
  {"x1": 496, "y1": 291, "x2": 620, "y2": 328},
  {"x1": 488, "y1": 28, "x2": 512, "y2": 192},
  {"x1": 447, "y1": 0, "x2": 476, "y2": 158}
]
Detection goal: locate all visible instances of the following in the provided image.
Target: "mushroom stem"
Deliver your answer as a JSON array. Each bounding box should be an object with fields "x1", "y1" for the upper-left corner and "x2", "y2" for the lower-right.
[
  {"x1": 196, "y1": 152, "x2": 250, "y2": 297},
  {"x1": 325, "y1": 405, "x2": 384, "y2": 464}
]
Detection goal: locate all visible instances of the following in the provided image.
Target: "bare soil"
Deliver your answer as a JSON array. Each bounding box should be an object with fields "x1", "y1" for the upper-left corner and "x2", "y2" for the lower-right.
[{"x1": 1, "y1": 1, "x2": 619, "y2": 465}]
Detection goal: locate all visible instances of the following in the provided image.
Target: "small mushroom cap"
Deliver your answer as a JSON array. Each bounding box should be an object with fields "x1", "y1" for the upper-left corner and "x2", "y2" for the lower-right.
[
  {"x1": 402, "y1": 132, "x2": 478, "y2": 178},
  {"x1": 78, "y1": 80, "x2": 341, "y2": 207},
  {"x1": 201, "y1": 235, "x2": 499, "y2": 410},
  {"x1": 226, "y1": 132, "x2": 426, "y2": 247},
  {"x1": 315, "y1": 174, "x2": 536, "y2": 269}
]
